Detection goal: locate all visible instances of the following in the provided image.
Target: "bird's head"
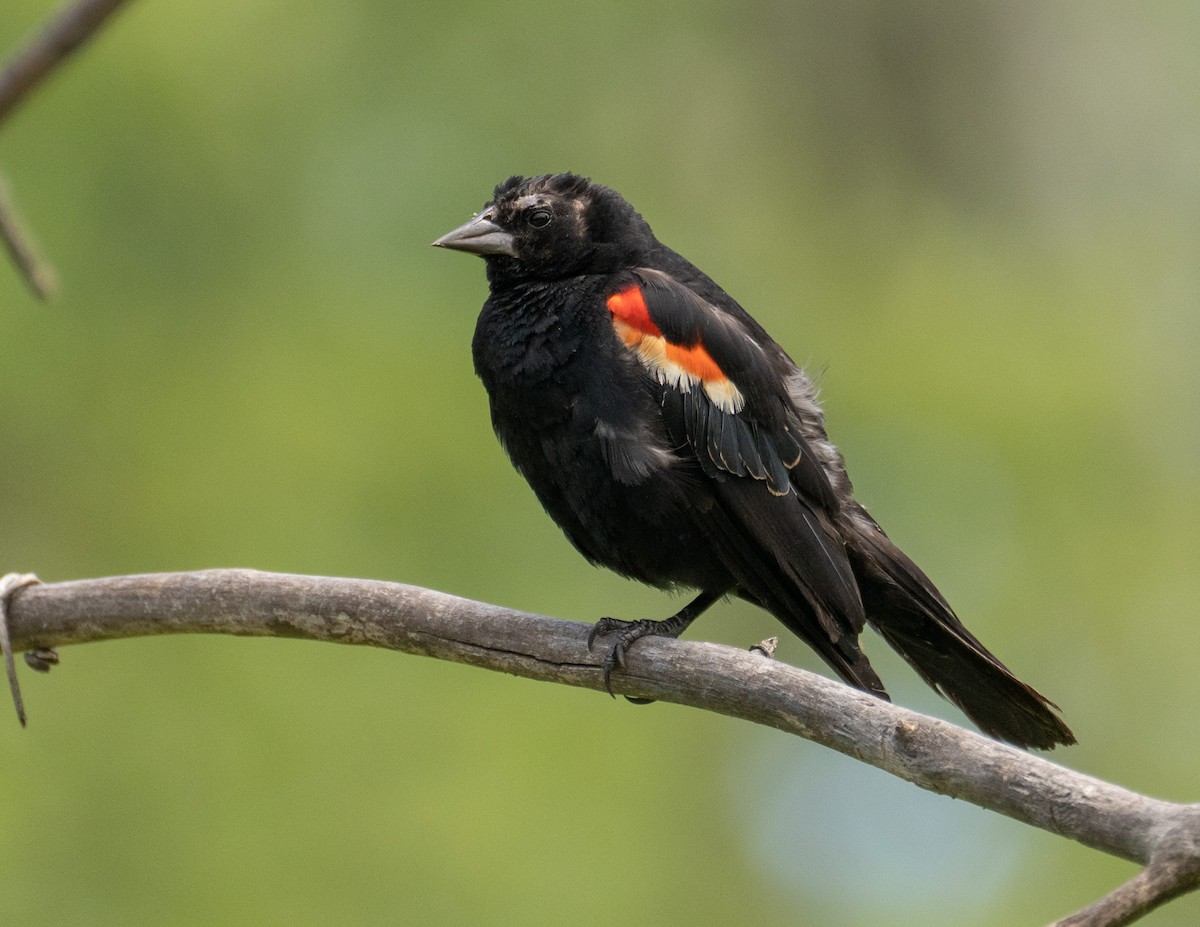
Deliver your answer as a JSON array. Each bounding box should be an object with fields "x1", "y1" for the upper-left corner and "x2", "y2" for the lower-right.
[{"x1": 433, "y1": 173, "x2": 654, "y2": 284}]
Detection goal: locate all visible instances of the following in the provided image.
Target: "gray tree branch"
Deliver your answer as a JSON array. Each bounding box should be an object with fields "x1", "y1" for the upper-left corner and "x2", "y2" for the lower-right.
[
  {"x1": 0, "y1": 173, "x2": 56, "y2": 299},
  {"x1": 0, "y1": 0, "x2": 133, "y2": 125},
  {"x1": 2, "y1": 568, "x2": 1198, "y2": 926},
  {"x1": 0, "y1": 0, "x2": 135, "y2": 296}
]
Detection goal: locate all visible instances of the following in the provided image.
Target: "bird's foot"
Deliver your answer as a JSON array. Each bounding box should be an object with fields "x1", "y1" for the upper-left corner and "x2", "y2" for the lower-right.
[
  {"x1": 586, "y1": 589, "x2": 726, "y2": 700},
  {"x1": 587, "y1": 615, "x2": 689, "y2": 699}
]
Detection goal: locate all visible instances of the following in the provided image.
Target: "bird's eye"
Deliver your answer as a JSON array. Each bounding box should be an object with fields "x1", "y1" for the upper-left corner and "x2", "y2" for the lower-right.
[{"x1": 528, "y1": 209, "x2": 552, "y2": 229}]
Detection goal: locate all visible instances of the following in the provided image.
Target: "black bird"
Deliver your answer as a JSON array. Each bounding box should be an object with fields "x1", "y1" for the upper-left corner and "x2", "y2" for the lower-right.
[{"x1": 434, "y1": 173, "x2": 1074, "y2": 749}]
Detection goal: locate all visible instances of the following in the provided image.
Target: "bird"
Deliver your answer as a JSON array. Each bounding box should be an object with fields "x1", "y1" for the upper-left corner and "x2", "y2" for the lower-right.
[{"x1": 433, "y1": 173, "x2": 1074, "y2": 749}]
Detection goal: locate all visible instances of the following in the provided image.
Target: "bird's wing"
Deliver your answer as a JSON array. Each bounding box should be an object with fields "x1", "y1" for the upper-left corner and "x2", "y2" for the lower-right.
[
  {"x1": 605, "y1": 267, "x2": 835, "y2": 505},
  {"x1": 604, "y1": 268, "x2": 881, "y2": 692}
]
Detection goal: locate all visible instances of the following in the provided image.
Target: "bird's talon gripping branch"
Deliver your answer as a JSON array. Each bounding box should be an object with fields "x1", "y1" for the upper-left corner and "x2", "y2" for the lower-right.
[
  {"x1": 588, "y1": 617, "x2": 638, "y2": 697},
  {"x1": 0, "y1": 572, "x2": 41, "y2": 727},
  {"x1": 589, "y1": 617, "x2": 684, "y2": 700},
  {"x1": 586, "y1": 616, "x2": 624, "y2": 653}
]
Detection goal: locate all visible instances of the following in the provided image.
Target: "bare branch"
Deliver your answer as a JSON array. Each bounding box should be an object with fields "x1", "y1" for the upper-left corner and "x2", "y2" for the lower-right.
[
  {"x1": 4, "y1": 568, "x2": 1199, "y2": 925},
  {"x1": 0, "y1": 172, "x2": 57, "y2": 299},
  {"x1": 0, "y1": 0, "x2": 135, "y2": 296},
  {"x1": 1051, "y1": 849, "x2": 1200, "y2": 927},
  {"x1": 0, "y1": 0, "x2": 134, "y2": 126}
]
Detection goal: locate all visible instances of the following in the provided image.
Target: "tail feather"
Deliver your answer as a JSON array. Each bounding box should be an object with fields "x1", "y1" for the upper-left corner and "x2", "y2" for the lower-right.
[
  {"x1": 696, "y1": 481, "x2": 889, "y2": 698},
  {"x1": 849, "y1": 512, "x2": 1075, "y2": 750}
]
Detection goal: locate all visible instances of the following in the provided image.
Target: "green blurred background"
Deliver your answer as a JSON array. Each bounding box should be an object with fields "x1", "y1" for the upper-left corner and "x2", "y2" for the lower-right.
[{"x1": 2, "y1": 1, "x2": 1198, "y2": 924}]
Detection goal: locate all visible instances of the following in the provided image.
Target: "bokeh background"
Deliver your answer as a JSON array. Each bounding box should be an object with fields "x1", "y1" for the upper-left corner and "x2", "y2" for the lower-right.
[{"x1": 2, "y1": 1, "x2": 1198, "y2": 924}]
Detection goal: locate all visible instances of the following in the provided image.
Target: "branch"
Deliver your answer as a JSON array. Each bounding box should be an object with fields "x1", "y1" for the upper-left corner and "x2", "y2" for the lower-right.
[
  {"x1": 0, "y1": 0, "x2": 133, "y2": 126},
  {"x1": 0, "y1": 171, "x2": 56, "y2": 299},
  {"x1": 0, "y1": 0, "x2": 135, "y2": 296},
  {"x1": 4, "y1": 569, "x2": 1199, "y2": 926}
]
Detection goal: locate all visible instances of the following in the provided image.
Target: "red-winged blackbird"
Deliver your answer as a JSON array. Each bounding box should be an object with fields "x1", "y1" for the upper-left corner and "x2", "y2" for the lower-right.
[{"x1": 434, "y1": 173, "x2": 1074, "y2": 749}]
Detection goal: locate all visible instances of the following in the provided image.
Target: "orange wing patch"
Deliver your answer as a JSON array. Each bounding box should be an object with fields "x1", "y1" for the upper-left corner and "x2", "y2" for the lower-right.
[
  {"x1": 606, "y1": 286, "x2": 659, "y2": 338},
  {"x1": 607, "y1": 285, "x2": 745, "y2": 414}
]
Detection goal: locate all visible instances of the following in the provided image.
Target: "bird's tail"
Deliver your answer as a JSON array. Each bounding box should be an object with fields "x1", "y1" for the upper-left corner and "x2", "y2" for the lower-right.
[{"x1": 849, "y1": 513, "x2": 1075, "y2": 750}]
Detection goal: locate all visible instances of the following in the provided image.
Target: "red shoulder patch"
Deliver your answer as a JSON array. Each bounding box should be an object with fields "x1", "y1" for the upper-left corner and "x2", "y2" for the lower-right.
[
  {"x1": 606, "y1": 284, "x2": 744, "y2": 414},
  {"x1": 606, "y1": 286, "x2": 661, "y2": 338}
]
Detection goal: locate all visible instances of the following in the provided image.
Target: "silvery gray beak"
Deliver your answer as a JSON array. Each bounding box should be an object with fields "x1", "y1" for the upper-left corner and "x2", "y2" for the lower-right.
[{"x1": 432, "y1": 211, "x2": 517, "y2": 257}]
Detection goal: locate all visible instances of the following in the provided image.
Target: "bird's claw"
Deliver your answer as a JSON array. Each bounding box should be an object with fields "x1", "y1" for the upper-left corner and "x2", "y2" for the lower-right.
[
  {"x1": 587, "y1": 617, "x2": 665, "y2": 699},
  {"x1": 587, "y1": 617, "x2": 629, "y2": 697},
  {"x1": 586, "y1": 616, "x2": 624, "y2": 654}
]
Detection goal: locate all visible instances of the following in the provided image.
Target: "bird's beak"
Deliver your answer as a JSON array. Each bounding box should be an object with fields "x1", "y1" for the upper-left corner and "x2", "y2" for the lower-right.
[{"x1": 432, "y1": 211, "x2": 517, "y2": 257}]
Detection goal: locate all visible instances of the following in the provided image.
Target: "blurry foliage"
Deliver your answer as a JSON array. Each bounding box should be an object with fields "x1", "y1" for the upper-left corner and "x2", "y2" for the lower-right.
[{"x1": 1, "y1": 1, "x2": 1198, "y2": 924}]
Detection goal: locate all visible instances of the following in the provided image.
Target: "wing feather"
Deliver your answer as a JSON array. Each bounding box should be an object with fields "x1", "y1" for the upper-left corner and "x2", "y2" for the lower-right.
[
  {"x1": 731, "y1": 415, "x2": 766, "y2": 481},
  {"x1": 606, "y1": 266, "x2": 879, "y2": 693},
  {"x1": 607, "y1": 268, "x2": 838, "y2": 507}
]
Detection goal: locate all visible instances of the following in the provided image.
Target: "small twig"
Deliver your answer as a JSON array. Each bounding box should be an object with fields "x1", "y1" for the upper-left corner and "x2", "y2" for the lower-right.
[
  {"x1": 0, "y1": 0, "x2": 136, "y2": 295},
  {"x1": 0, "y1": 173, "x2": 57, "y2": 299},
  {"x1": 0, "y1": 572, "x2": 40, "y2": 726},
  {"x1": 24, "y1": 647, "x2": 59, "y2": 672},
  {"x1": 0, "y1": 0, "x2": 134, "y2": 126},
  {"x1": 1051, "y1": 841, "x2": 1200, "y2": 926}
]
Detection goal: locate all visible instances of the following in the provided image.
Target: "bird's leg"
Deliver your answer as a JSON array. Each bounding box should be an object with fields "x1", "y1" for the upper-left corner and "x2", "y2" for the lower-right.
[{"x1": 587, "y1": 587, "x2": 727, "y2": 696}]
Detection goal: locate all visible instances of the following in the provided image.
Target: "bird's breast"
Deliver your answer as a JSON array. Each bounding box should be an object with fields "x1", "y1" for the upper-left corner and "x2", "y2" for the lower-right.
[{"x1": 471, "y1": 288, "x2": 728, "y2": 586}]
